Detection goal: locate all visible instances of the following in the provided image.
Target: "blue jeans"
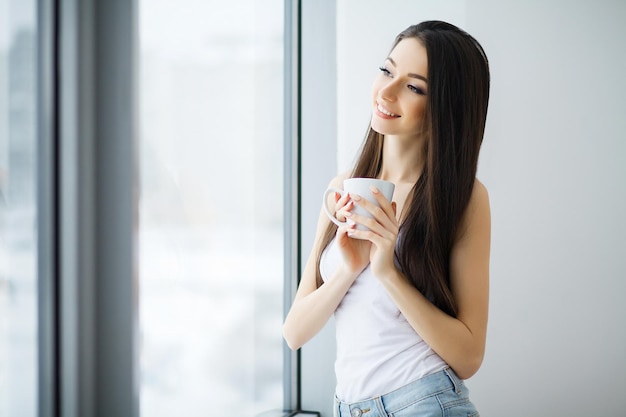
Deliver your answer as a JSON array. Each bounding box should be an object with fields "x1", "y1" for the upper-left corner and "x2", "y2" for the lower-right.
[{"x1": 334, "y1": 367, "x2": 479, "y2": 417}]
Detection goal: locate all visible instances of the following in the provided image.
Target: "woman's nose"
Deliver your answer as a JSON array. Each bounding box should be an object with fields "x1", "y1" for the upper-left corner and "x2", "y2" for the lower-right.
[{"x1": 379, "y1": 78, "x2": 399, "y2": 101}]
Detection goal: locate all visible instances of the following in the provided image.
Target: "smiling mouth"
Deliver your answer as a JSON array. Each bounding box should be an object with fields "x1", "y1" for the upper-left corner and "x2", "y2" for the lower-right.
[{"x1": 377, "y1": 103, "x2": 400, "y2": 118}]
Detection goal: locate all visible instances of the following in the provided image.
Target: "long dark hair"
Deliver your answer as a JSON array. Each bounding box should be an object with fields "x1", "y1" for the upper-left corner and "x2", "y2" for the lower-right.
[{"x1": 315, "y1": 21, "x2": 490, "y2": 318}]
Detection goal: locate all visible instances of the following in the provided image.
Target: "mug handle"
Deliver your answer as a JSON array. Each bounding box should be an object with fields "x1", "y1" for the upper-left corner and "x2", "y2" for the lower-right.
[{"x1": 322, "y1": 187, "x2": 347, "y2": 227}]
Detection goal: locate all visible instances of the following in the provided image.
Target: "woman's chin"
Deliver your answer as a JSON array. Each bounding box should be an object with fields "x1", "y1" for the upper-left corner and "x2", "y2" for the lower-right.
[{"x1": 370, "y1": 119, "x2": 391, "y2": 135}]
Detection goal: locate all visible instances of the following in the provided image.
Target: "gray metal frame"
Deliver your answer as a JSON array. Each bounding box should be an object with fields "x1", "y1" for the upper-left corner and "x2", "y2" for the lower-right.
[
  {"x1": 37, "y1": 0, "x2": 59, "y2": 415},
  {"x1": 38, "y1": 0, "x2": 139, "y2": 416},
  {"x1": 283, "y1": 0, "x2": 336, "y2": 415},
  {"x1": 283, "y1": 0, "x2": 301, "y2": 413}
]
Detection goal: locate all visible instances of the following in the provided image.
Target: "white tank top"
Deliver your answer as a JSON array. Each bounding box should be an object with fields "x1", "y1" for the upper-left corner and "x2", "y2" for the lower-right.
[{"x1": 321, "y1": 238, "x2": 447, "y2": 402}]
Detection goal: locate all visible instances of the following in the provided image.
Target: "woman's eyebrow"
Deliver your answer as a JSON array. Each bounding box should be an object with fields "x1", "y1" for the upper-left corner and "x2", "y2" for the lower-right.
[{"x1": 386, "y1": 57, "x2": 428, "y2": 82}]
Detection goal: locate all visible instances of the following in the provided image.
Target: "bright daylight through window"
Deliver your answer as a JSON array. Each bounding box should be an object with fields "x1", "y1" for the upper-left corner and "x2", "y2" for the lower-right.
[
  {"x1": 0, "y1": 1, "x2": 37, "y2": 416},
  {"x1": 139, "y1": 1, "x2": 285, "y2": 416}
]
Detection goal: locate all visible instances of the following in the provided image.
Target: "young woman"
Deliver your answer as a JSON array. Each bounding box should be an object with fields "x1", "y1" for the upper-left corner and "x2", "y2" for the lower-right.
[{"x1": 283, "y1": 20, "x2": 491, "y2": 417}]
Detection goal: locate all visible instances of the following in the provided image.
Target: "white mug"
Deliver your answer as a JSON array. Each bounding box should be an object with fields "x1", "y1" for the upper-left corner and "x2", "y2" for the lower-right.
[{"x1": 323, "y1": 178, "x2": 395, "y2": 231}]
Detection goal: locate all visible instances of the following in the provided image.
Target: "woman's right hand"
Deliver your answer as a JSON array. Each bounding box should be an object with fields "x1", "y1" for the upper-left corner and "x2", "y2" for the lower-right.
[
  {"x1": 333, "y1": 191, "x2": 371, "y2": 277},
  {"x1": 283, "y1": 174, "x2": 367, "y2": 350}
]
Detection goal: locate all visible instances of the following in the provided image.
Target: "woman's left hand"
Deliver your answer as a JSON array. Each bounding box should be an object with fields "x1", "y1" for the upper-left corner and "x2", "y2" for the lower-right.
[{"x1": 345, "y1": 186, "x2": 399, "y2": 279}]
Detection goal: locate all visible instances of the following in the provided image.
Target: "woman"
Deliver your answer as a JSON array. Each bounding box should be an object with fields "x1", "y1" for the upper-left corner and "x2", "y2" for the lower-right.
[{"x1": 283, "y1": 20, "x2": 490, "y2": 416}]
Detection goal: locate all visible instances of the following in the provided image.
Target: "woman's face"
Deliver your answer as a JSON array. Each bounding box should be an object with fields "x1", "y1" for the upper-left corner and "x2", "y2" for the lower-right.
[{"x1": 370, "y1": 37, "x2": 429, "y2": 139}]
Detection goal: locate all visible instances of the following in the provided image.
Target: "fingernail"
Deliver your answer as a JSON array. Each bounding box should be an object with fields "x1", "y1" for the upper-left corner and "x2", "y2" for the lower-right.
[
  {"x1": 344, "y1": 211, "x2": 352, "y2": 217},
  {"x1": 352, "y1": 194, "x2": 361, "y2": 201},
  {"x1": 370, "y1": 186, "x2": 379, "y2": 193}
]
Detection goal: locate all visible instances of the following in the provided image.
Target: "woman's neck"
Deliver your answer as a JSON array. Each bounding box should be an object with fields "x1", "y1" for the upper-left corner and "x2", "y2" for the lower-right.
[{"x1": 378, "y1": 134, "x2": 426, "y2": 185}]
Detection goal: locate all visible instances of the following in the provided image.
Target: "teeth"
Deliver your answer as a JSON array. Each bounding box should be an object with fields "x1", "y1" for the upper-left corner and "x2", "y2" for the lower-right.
[{"x1": 378, "y1": 104, "x2": 398, "y2": 117}]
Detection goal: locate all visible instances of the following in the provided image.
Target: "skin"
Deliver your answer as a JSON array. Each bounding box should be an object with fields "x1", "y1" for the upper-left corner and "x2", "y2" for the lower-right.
[{"x1": 283, "y1": 37, "x2": 491, "y2": 380}]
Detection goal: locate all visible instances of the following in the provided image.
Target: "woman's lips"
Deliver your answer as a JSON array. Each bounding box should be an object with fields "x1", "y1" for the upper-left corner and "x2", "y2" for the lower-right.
[{"x1": 376, "y1": 103, "x2": 400, "y2": 119}]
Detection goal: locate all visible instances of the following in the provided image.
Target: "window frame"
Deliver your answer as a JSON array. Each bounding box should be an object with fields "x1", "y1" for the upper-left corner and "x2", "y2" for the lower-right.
[
  {"x1": 37, "y1": 0, "x2": 312, "y2": 416},
  {"x1": 37, "y1": 0, "x2": 138, "y2": 416},
  {"x1": 282, "y1": 0, "x2": 301, "y2": 414}
]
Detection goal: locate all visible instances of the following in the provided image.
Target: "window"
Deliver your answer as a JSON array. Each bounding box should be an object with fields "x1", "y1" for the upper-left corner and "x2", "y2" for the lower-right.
[
  {"x1": 0, "y1": 1, "x2": 38, "y2": 416},
  {"x1": 138, "y1": 1, "x2": 285, "y2": 415}
]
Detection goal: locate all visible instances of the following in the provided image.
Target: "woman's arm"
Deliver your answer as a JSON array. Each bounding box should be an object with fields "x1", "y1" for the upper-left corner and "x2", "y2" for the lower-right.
[
  {"x1": 348, "y1": 180, "x2": 491, "y2": 379},
  {"x1": 282, "y1": 244, "x2": 357, "y2": 350},
  {"x1": 386, "y1": 181, "x2": 490, "y2": 379},
  {"x1": 282, "y1": 174, "x2": 370, "y2": 350}
]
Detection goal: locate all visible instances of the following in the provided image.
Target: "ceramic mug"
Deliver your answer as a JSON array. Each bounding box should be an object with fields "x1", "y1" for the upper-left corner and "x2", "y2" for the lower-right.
[{"x1": 322, "y1": 178, "x2": 395, "y2": 231}]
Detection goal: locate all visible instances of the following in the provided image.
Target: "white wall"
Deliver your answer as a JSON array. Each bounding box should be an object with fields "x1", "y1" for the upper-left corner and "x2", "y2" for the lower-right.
[
  {"x1": 301, "y1": 0, "x2": 626, "y2": 416},
  {"x1": 466, "y1": 1, "x2": 626, "y2": 415}
]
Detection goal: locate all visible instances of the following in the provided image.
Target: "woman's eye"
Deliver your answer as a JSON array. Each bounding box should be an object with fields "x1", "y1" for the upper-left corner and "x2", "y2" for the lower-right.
[
  {"x1": 378, "y1": 66, "x2": 392, "y2": 77},
  {"x1": 408, "y1": 85, "x2": 426, "y2": 95}
]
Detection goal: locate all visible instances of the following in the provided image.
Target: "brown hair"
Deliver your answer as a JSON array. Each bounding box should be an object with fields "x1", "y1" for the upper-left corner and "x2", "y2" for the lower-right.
[{"x1": 315, "y1": 21, "x2": 490, "y2": 317}]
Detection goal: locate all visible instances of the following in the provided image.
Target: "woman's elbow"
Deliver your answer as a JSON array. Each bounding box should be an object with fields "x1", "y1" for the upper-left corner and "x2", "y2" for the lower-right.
[
  {"x1": 284, "y1": 337, "x2": 302, "y2": 351},
  {"x1": 282, "y1": 323, "x2": 303, "y2": 351},
  {"x1": 453, "y1": 352, "x2": 484, "y2": 380}
]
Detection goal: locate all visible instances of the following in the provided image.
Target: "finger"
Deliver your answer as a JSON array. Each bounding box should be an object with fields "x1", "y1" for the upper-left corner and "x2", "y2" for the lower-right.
[
  {"x1": 346, "y1": 226, "x2": 388, "y2": 247},
  {"x1": 334, "y1": 192, "x2": 351, "y2": 211},
  {"x1": 336, "y1": 222, "x2": 357, "y2": 245},
  {"x1": 347, "y1": 222, "x2": 396, "y2": 254},
  {"x1": 336, "y1": 222, "x2": 349, "y2": 237},
  {"x1": 335, "y1": 191, "x2": 349, "y2": 203},
  {"x1": 336, "y1": 200, "x2": 354, "y2": 222},
  {"x1": 369, "y1": 186, "x2": 396, "y2": 220},
  {"x1": 345, "y1": 211, "x2": 396, "y2": 240},
  {"x1": 370, "y1": 194, "x2": 397, "y2": 229},
  {"x1": 346, "y1": 224, "x2": 368, "y2": 240},
  {"x1": 350, "y1": 194, "x2": 397, "y2": 232}
]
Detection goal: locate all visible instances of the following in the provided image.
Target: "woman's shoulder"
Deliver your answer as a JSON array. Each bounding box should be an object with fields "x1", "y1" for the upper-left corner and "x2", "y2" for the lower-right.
[
  {"x1": 472, "y1": 178, "x2": 489, "y2": 204},
  {"x1": 328, "y1": 170, "x2": 352, "y2": 189},
  {"x1": 467, "y1": 178, "x2": 490, "y2": 219},
  {"x1": 456, "y1": 178, "x2": 491, "y2": 241}
]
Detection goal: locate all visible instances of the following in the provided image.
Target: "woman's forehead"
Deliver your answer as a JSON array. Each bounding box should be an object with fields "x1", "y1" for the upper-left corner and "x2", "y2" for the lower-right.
[{"x1": 388, "y1": 38, "x2": 428, "y2": 78}]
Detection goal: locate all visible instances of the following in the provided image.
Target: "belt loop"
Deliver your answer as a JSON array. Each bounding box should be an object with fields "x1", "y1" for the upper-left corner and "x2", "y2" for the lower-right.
[
  {"x1": 443, "y1": 367, "x2": 462, "y2": 394},
  {"x1": 375, "y1": 396, "x2": 387, "y2": 416}
]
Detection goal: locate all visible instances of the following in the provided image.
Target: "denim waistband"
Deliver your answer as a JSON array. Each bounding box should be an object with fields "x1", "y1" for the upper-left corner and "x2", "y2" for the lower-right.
[{"x1": 335, "y1": 367, "x2": 463, "y2": 417}]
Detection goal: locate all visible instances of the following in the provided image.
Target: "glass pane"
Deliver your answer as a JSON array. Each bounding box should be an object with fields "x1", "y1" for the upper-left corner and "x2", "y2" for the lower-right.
[
  {"x1": 0, "y1": 1, "x2": 38, "y2": 416},
  {"x1": 138, "y1": 1, "x2": 284, "y2": 416}
]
